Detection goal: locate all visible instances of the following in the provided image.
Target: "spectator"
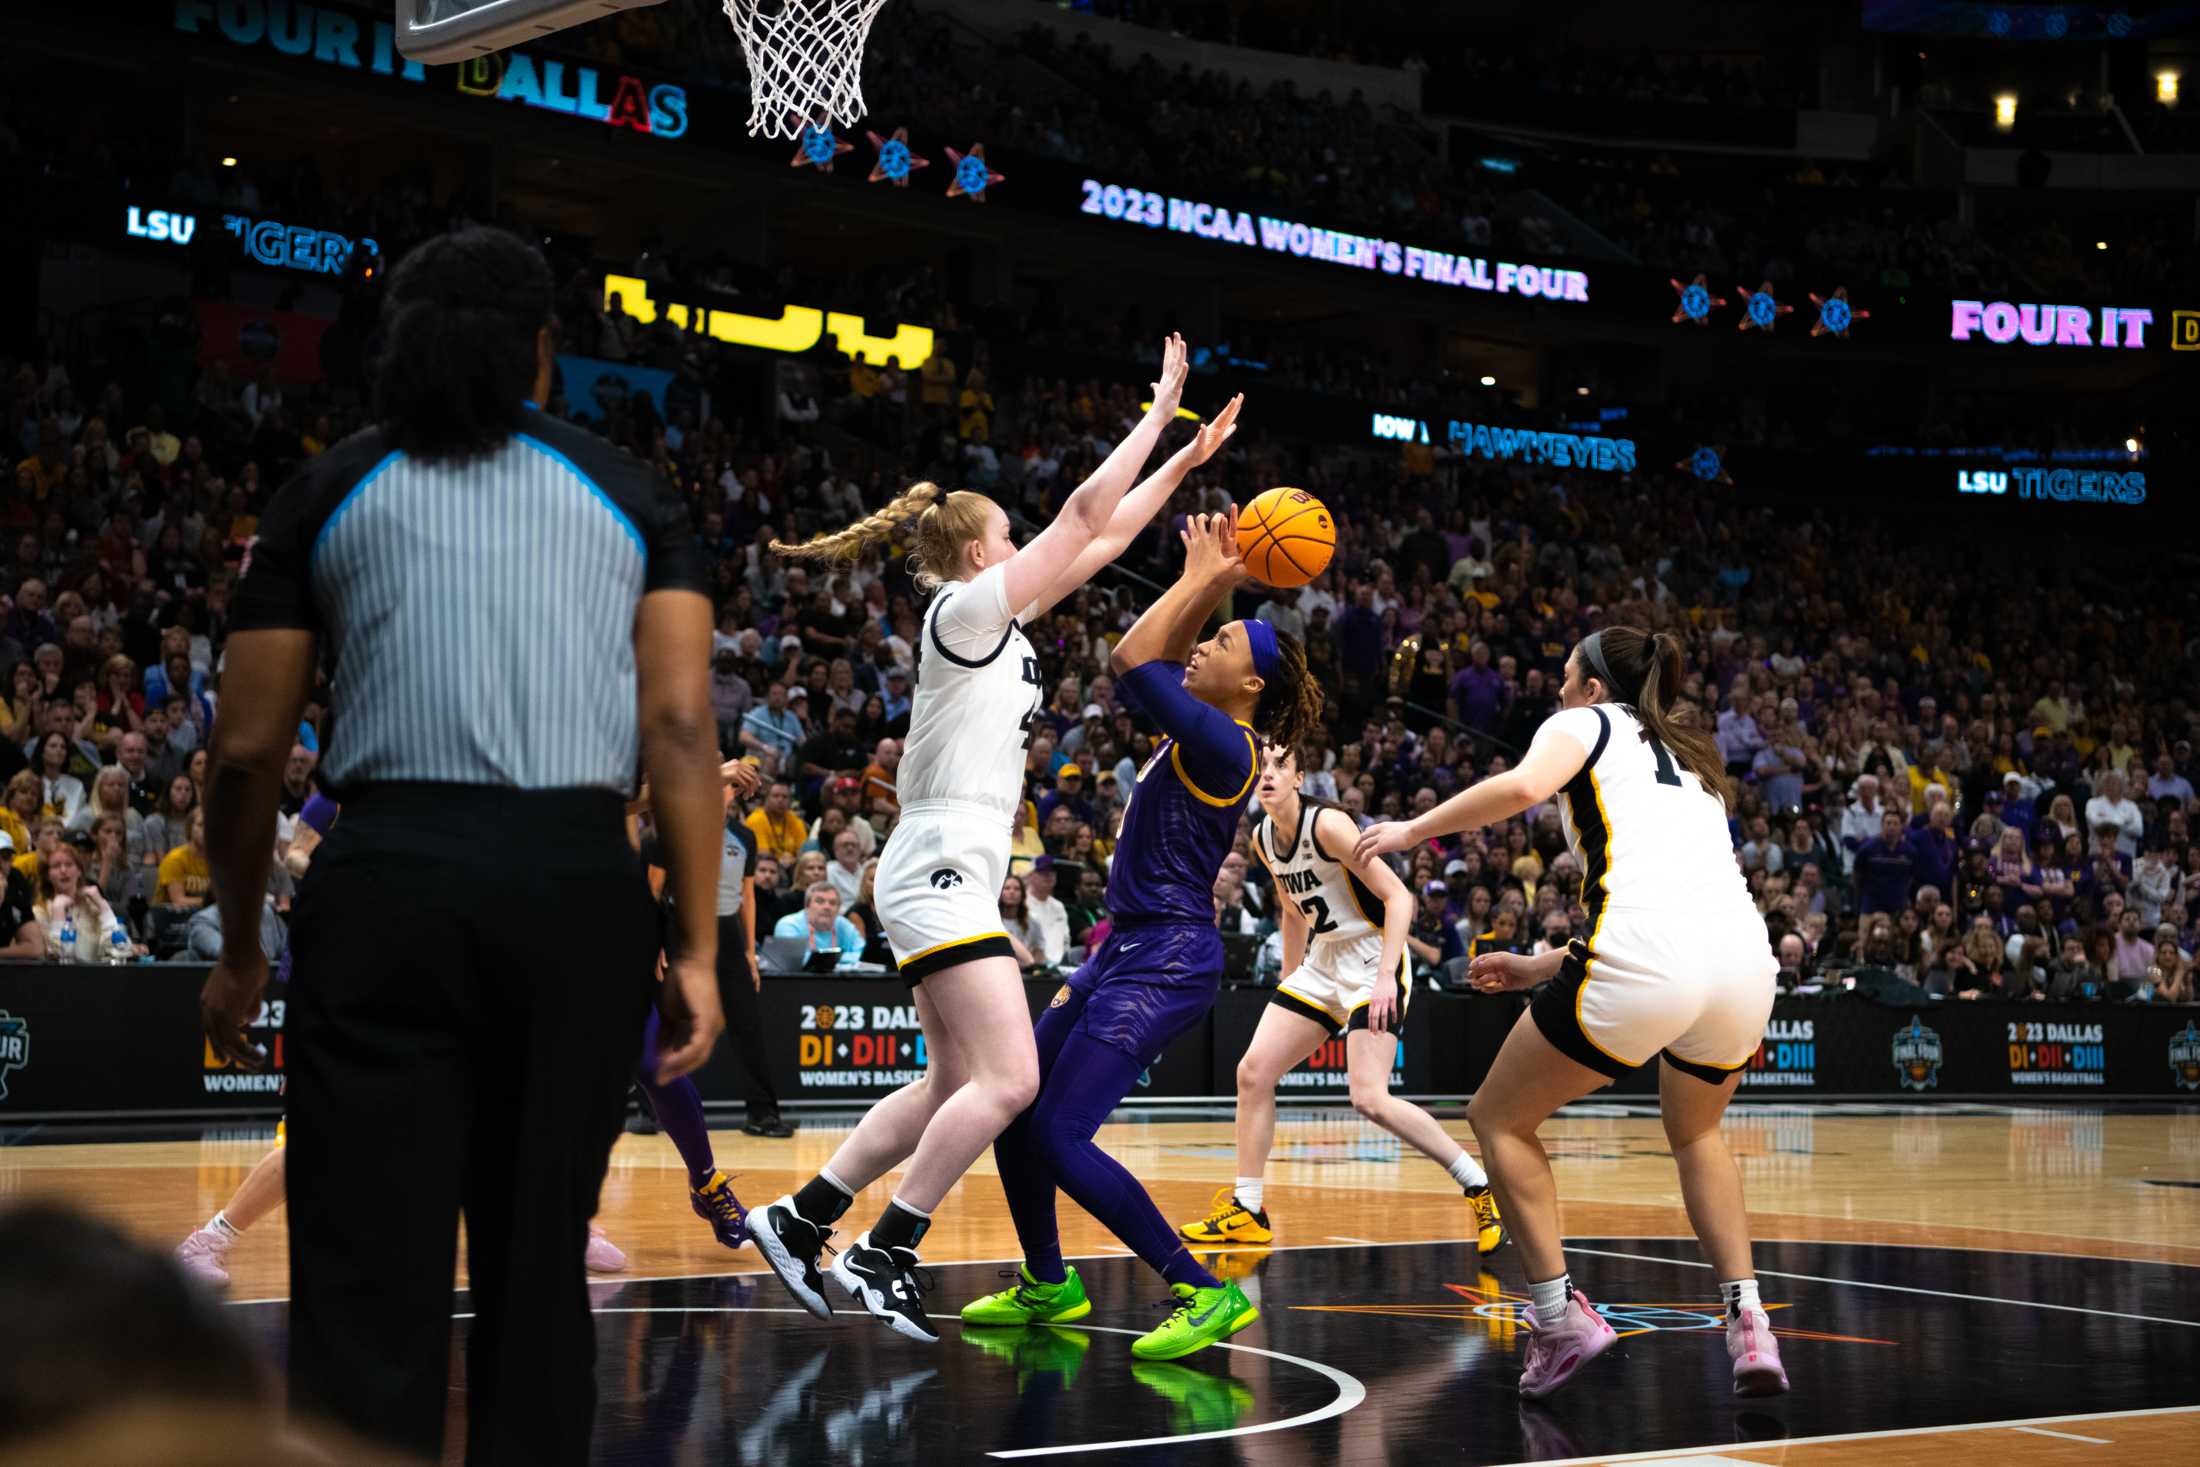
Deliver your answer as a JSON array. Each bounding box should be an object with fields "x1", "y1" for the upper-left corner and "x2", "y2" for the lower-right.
[
  {"x1": 2109, "y1": 908, "x2": 2155, "y2": 986},
  {"x1": 2148, "y1": 940, "x2": 2194, "y2": 1004},
  {"x1": 1022, "y1": 854, "x2": 1070, "y2": 965},
  {"x1": 156, "y1": 808, "x2": 211, "y2": 911},
  {"x1": 1854, "y1": 810, "x2": 1919, "y2": 915},
  {"x1": 825, "y1": 827, "x2": 865, "y2": 910},
  {"x1": 738, "y1": 682, "x2": 804, "y2": 775},
  {"x1": 770, "y1": 880, "x2": 864, "y2": 970},
  {"x1": 745, "y1": 780, "x2": 807, "y2": 866},
  {"x1": 2147, "y1": 752, "x2": 2194, "y2": 807},
  {"x1": 2132, "y1": 843, "x2": 2182, "y2": 929},
  {"x1": 1036, "y1": 764, "x2": 1094, "y2": 829},
  {"x1": 998, "y1": 874, "x2": 1042, "y2": 966},
  {"x1": 2086, "y1": 769, "x2": 2144, "y2": 858},
  {"x1": 31, "y1": 731, "x2": 84, "y2": 823},
  {"x1": 66, "y1": 765, "x2": 143, "y2": 862},
  {"x1": 34, "y1": 842, "x2": 128, "y2": 960}
]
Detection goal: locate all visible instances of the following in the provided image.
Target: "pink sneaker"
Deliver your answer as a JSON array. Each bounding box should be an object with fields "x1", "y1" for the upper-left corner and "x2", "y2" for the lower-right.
[
  {"x1": 1727, "y1": 1307, "x2": 1789, "y2": 1396},
  {"x1": 175, "y1": 1229, "x2": 231, "y2": 1289},
  {"x1": 585, "y1": 1227, "x2": 628, "y2": 1274},
  {"x1": 1518, "y1": 1288, "x2": 1617, "y2": 1400}
]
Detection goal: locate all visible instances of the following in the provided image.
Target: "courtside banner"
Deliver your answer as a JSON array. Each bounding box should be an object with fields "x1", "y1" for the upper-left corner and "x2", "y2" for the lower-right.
[{"x1": 0, "y1": 965, "x2": 288, "y2": 1118}]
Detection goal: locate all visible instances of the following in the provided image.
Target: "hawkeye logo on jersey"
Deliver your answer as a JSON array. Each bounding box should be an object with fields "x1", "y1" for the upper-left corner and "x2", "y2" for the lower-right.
[
  {"x1": 2169, "y1": 1021, "x2": 2200, "y2": 1092},
  {"x1": 929, "y1": 868, "x2": 963, "y2": 890},
  {"x1": 0, "y1": 1010, "x2": 27, "y2": 1100},
  {"x1": 1892, "y1": 1018, "x2": 1943, "y2": 1091}
]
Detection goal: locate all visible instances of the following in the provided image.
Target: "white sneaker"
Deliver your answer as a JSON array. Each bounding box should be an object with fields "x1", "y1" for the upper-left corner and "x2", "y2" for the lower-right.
[
  {"x1": 175, "y1": 1229, "x2": 231, "y2": 1288},
  {"x1": 1727, "y1": 1306, "x2": 1789, "y2": 1396}
]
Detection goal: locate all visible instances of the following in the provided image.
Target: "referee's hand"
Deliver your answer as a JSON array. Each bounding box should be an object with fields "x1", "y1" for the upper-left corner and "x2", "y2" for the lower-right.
[
  {"x1": 201, "y1": 949, "x2": 271, "y2": 1070},
  {"x1": 654, "y1": 952, "x2": 725, "y2": 1083}
]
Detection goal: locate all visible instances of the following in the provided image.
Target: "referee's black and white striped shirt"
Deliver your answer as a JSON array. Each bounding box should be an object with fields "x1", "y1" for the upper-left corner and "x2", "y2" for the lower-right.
[{"x1": 231, "y1": 407, "x2": 707, "y2": 792}]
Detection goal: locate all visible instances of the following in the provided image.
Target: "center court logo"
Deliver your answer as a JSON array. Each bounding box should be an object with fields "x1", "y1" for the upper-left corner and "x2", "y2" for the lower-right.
[
  {"x1": 0, "y1": 1010, "x2": 27, "y2": 1099},
  {"x1": 1299, "y1": 1278, "x2": 1893, "y2": 1348},
  {"x1": 1892, "y1": 1018, "x2": 1943, "y2": 1091},
  {"x1": 2170, "y1": 1021, "x2": 2200, "y2": 1092}
]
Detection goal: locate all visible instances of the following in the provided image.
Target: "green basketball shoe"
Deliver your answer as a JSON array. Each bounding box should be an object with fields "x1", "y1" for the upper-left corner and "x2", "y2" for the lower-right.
[
  {"x1": 1130, "y1": 1279, "x2": 1258, "y2": 1361},
  {"x1": 959, "y1": 1264, "x2": 1093, "y2": 1326}
]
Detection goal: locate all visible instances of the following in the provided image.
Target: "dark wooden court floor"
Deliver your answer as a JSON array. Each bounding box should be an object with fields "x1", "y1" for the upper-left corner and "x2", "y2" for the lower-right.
[{"x1": 8, "y1": 1103, "x2": 2199, "y2": 1463}]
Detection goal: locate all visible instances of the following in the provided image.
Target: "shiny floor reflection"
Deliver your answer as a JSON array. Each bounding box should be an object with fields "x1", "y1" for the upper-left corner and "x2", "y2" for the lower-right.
[{"x1": 229, "y1": 1238, "x2": 2200, "y2": 1464}]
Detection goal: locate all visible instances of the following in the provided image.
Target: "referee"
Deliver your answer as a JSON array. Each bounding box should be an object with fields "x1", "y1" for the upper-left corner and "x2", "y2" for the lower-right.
[{"x1": 199, "y1": 226, "x2": 727, "y2": 1466}]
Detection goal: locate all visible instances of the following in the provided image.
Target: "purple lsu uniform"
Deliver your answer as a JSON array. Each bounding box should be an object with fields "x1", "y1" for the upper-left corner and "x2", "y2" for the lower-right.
[
  {"x1": 1061, "y1": 660, "x2": 1256, "y2": 1063},
  {"x1": 275, "y1": 791, "x2": 340, "y2": 987}
]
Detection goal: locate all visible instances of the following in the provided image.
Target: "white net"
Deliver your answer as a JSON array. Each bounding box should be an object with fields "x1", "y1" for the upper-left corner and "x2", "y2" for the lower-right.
[{"x1": 722, "y1": 0, "x2": 893, "y2": 140}]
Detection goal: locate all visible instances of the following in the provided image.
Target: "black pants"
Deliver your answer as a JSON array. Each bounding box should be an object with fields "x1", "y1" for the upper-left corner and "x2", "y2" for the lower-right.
[
  {"x1": 285, "y1": 785, "x2": 658, "y2": 1467},
  {"x1": 674, "y1": 911, "x2": 778, "y2": 1119}
]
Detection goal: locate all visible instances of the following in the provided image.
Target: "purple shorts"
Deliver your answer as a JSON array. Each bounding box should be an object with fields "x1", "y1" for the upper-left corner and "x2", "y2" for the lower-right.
[{"x1": 1061, "y1": 921, "x2": 1223, "y2": 1066}]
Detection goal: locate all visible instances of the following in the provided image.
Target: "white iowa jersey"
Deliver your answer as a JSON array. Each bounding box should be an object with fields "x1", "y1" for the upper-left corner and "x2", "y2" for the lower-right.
[
  {"x1": 1538, "y1": 703, "x2": 1753, "y2": 926},
  {"x1": 1255, "y1": 802, "x2": 1384, "y2": 947},
  {"x1": 896, "y1": 562, "x2": 1042, "y2": 826}
]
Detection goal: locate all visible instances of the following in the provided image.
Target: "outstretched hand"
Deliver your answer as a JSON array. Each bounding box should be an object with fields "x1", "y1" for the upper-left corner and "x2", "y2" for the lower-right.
[
  {"x1": 1148, "y1": 333, "x2": 1189, "y2": 421},
  {"x1": 1353, "y1": 820, "x2": 1417, "y2": 865},
  {"x1": 1178, "y1": 393, "x2": 1244, "y2": 469},
  {"x1": 1467, "y1": 950, "x2": 1542, "y2": 994},
  {"x1": 1180, "y1": 507, "x2": 1251, "y2": 589}
]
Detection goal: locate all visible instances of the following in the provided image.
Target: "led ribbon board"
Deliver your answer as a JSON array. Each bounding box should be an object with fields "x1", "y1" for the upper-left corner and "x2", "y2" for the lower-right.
[
  {"x1": 172, "y1": 1, "x2": 688, "y2": 139},
  {"x1": 601, "y1": 276, "x2": 935, "y2": 367},
  {"x1": 1079, "y1": 179, "x2": 1589, "y2": 303}
]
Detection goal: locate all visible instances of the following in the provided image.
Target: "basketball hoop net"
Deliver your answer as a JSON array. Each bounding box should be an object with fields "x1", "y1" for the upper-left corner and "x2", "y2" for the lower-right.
[{"x1": 722, "y1": 0, "x2": 892, "y2": 140}]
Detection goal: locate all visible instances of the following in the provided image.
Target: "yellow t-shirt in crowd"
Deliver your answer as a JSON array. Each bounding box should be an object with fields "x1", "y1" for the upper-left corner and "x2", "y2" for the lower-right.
[
  {"x1": 158, "y1": 844, "x2": 211, "y2": 900},
  {"x1": 745, "y1": 808, "x2": 807, "y2": 864}
]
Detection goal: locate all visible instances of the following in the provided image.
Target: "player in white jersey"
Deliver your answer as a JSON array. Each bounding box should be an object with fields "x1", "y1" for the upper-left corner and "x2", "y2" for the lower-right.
[
  {"x1": 1179, "y1": 742, "x2": 1505, "y2": 1255},
  {"x1": 1357, "y1": 626, "x2": 1787, "y2": 1403},
  {"x1": 750, "y1": 337, "x2": 1249, "y2": 1342}
]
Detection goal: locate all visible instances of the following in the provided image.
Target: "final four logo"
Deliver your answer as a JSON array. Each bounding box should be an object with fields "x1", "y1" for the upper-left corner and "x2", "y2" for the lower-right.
[
  {"x1": 2170, "y1": 1021, "x2": 2200, "y2": 1092},
  {"x1": 0, "y1": 1010, "x2": 27, "y2": 1100},
  {"x1": 1892, "y1": 1018, "x2": 1943, "y2": 1091}
]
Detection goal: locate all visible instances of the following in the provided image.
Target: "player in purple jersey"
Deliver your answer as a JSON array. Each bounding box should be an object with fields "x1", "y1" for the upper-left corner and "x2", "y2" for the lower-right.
[{"x1": 959, "y1": 509, "x2": 1323, "y2": 1360}]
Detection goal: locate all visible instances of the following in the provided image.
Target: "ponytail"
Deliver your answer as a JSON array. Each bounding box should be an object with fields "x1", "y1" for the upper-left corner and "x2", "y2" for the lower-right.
[
  {"x1": 771, "y1": 482, "x2": 997, "y2": 594},
  {"x1": 1578, "y1": 625, "x2": 1732, "y2": 810}
]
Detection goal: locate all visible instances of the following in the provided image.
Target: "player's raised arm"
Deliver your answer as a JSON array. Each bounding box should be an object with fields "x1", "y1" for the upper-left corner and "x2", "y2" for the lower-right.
[
  {"x1": 1111, "y1": 508, "x2": 1251, "y2": 676},
  {"x1": 1354, "y1": 725, "x2": 1591, "y2": 865},
  {"x1": 1000, "y1": 334, "x2": 1190, "y2": 617},
  {"x1": 1019, "y1": 394, "x2": 1243, "y2": 623}
]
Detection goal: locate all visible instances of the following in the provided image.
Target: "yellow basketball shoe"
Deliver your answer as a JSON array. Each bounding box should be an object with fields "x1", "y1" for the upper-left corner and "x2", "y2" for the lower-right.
[
  {"x1": 1178, "y1": 1186, "x2": 1272, "y2": 1245},
  {"x1": 1467, "y1": 1184, "x2": 1507, "y2": 1255}
]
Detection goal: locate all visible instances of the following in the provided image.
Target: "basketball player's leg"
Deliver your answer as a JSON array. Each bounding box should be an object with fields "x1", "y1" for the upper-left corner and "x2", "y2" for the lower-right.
[
  {"x1": 1343, "y1": 1029, "x2": 1491, "y2": 1190},
  {"x1": 990, "y1": 978, "x2": 1091, "y2": 1285},
  {"x1": 878, "y1": 953, "x2": 1038, "y2": 1216},
  {"x1": 1182, "y1": 1004, "x2": 1324, "y2": 1243},
  {"x1": 1463, "y1": 1010, "x2": 1608, "y2": 1283},
  {"x1": 636, "y1": 1009, "x2": 746, "y2": 1249},
  {"x1": 176, "y1": 1143, "x2": 287, "y2": 1286},
  {"x1": 1657, "y1": 1058, "x2": 1752, "y2": 1279}
]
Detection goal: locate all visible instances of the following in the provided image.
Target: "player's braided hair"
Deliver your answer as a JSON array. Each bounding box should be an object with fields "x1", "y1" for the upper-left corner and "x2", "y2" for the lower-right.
[
  {"x1": 1253, "y1": 629, "x2": 1323, "y2": 753},
  {"x1": 771, "y1": 481, "x2": 996, "y2": 593}
]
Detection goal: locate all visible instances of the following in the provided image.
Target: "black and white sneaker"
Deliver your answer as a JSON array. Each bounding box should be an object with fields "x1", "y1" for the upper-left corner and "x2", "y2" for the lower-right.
[
  {"x1": 752, "y1": 1194, "x2": 834, "y2": 1319},
  {"x1": 829, "y1": 1232, "x2": 939, "y2": 1343}
]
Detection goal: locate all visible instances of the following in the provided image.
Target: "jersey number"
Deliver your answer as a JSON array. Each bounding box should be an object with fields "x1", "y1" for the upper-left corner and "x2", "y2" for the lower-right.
[
  {"x1": 1297, "y1": 894, "x2": 1341, "y2": 936},
  {"x1": 1646, "y1": 733, "x2": 1683, "y2": 787},
  {"x1": 1016, "y1": 656, "x2": 1046, "y2": 752}
]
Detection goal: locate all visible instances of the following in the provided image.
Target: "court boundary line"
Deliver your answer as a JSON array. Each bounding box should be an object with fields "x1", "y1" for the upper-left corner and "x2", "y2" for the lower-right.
[
  {"x1": 442, "y1": 1302, "x2": 1366, "y2": 1459},
  {"x1": 1562, "y1": 1244, "x2": 2200, "y2": 1329},
  {"x1": 218, "y1": 1231, "x2": 2200, "y2": 1307},
  {"x1": 1490, "y1": 1403, "x2": 2200, "y2": 1467}
]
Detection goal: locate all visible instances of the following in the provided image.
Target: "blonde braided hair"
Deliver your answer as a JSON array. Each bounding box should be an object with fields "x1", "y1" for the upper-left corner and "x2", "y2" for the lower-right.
[{"x1": 770, "y1": 481, "x2": 997, "y2": 593}]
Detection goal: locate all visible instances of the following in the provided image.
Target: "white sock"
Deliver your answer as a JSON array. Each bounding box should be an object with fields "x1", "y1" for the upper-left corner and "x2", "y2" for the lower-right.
[
  {"x1": 1446, "y1": 1152, "x2": 1488, "y2": 1189},
  {"x1": 1234, "y1": 1178, "x2": 1264, "y2": 1213},
  {"x1": 207, "y1": 1213, "x2": 240, "y2": 1245},
  {"x1": 1528, "y1": 1273, "x2": 1572, "y2": 1324},
  {"x1": 818, "y1": 1166, "x2": 856, "y2": 1199},
  {"x1": 1721, "y1": 1277, "x2": 1761, "y2": 1318}
]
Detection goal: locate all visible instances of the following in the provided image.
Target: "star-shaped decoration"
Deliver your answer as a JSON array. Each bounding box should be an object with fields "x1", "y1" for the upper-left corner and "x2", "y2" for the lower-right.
[
  {"x1": 1668, "y1": 273, "x2": 1727, "y2": 326},
  {"x1": 789, "y1": 121, "x2": 853, "y2": 172},
  {"x1": 943, "y1": 143, "x2": 1004, "y2": 202},
  {"x1": 1736, "y1": 281, "x2": 1793, "y2": 333},
  {"x1": 866, "y1": 127, "x2": 930, "y2": 186},
  {"x1": 1810, "y1": 286, "x2": 1869, "y2": 338},
  {"x1": 1676, "y1": 445, "x2": 1734, "y2": 486}
]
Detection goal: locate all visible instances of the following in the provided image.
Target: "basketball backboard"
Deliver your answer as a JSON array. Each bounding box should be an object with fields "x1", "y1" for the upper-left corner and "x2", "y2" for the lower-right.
[{"x1": 394, "y1": 0, "x2": 668, "y2": 64}]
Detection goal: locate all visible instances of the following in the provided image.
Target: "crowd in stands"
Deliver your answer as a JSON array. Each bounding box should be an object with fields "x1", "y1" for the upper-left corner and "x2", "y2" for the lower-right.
[{"x1": 12, "y1": 194, "x2": 2196, "y2": 1007}]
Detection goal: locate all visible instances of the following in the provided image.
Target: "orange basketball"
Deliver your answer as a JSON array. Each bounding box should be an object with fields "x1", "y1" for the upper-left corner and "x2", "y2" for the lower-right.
[{"x1": 1236, "y1": 487, "x2": 1335, "y2": 588}]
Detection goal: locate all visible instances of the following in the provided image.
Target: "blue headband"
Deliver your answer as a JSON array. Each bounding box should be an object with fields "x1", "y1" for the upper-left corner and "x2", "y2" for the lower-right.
[{"x1": 1244, "y1": 619, "x2": 1280, "y2": 683}]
